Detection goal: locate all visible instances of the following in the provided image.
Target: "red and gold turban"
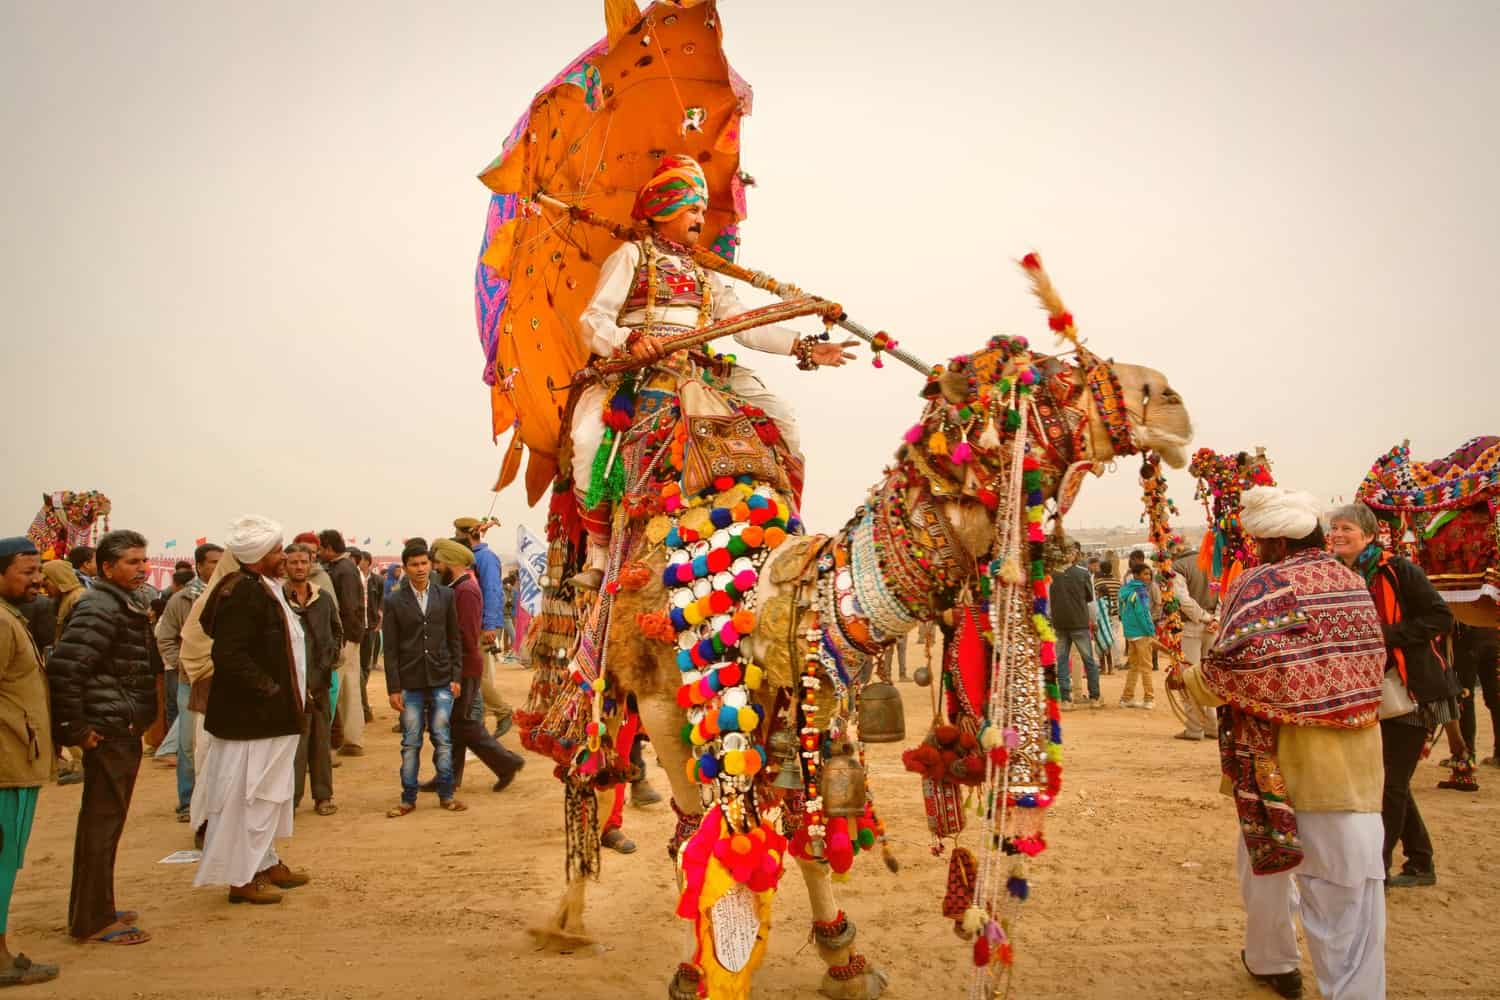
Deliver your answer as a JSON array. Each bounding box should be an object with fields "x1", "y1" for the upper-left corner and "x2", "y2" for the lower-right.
[{"x1": 631, "y1": 155, "x2": 708, "y2": 223}]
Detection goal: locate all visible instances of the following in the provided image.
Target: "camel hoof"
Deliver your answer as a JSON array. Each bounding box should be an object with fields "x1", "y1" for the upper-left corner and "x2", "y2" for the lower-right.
[
  {"x1": 819, "y1": 965, "x2": 889, "y2": 1000},
  {"x1": 526, "y1": 925, "x2": 598, "y2": 953}
]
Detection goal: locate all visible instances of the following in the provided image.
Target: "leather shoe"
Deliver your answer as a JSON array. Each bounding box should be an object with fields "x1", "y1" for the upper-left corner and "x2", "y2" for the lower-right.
[
  {"x1": 1388, "y1": 869, "x2": 1436, "y2": 888},
  {"x1": 336, "y1": 744, "x2": 365, "y2": 757},
  {"x1": 258, "y1": 862, "x2": 310, "y2": 889},
  {"x1": 229, "y1": 878, "x2": 283, "y2": 905},
  {"x1": 1241, "y1": 950, "x2": 1302, "y2": 998}
]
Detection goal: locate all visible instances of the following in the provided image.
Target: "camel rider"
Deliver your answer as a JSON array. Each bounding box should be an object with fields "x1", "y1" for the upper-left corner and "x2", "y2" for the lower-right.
[{"x1": 567, "y1": 155, "x2": 854, "y2": 589}]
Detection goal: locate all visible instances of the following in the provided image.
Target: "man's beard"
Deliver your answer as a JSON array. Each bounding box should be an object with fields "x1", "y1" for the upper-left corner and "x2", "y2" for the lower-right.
[{"x1": 438, "y1": 567, "x2": 455, "y2": 585}]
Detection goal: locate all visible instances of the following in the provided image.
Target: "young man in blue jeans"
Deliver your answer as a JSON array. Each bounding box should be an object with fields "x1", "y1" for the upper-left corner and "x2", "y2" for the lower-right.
[{"x1": 382, "y1": 542, "x2": 465, "y2": 816}]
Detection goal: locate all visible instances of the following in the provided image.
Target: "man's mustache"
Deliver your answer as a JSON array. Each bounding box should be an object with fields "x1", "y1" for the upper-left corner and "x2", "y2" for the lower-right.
[{"x1": 689, "y1": 223, "x2": 702, "y2": 233}]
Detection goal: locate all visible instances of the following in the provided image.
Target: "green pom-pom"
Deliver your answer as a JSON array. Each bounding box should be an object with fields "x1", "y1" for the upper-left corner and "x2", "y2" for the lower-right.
[
  {"x1": 857, "y1": 827, "x2": 876, "y2": 849},
  {"x1": 1005, "y1": 409, "x2": 1022, "y2": 431}
]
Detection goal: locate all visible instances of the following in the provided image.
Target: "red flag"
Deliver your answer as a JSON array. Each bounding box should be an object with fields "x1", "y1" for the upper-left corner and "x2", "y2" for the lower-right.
[{"x1": 194, "y1": 536, "x2": 207, "y2": 545}]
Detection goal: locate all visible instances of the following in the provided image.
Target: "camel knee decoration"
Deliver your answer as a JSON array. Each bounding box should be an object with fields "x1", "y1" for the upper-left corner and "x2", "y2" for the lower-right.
[
  {"x1": 1358, "y1": 437, "x2": 1500, "y2": 628},
  {"x1": 25, "y1": 490, "x2": 111, "y2": 561},
  {"x1": 518, "y1": 255, "x2": 1193, "y2": 999}
]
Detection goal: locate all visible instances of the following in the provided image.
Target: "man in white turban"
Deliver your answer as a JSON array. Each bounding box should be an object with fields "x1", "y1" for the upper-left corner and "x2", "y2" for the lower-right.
[
  {"x1": 190, "y1": 516, "x2": 312, "y2": 904},
  {"x1": 1171, "y1": 486, "x2": 1388, "y2": 999}
]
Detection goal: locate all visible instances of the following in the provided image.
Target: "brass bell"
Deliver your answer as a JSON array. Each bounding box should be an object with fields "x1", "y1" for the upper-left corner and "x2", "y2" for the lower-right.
[
  {"x1": 768, "y1": 728, "x2": 804, "y2": 790},
  {"x1": 857, "y1": 680, "x2": 906, "y2": 743},
  {"x1": 912, "y1": 666, "x2": 933, "y2": 687},
  {"x1": 819, "y1": 741, "x2": 867, "y2": 818}
]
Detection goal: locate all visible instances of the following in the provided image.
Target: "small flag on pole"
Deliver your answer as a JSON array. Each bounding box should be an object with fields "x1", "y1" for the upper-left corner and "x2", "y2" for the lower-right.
[
  {"x1": 164, "y1": 540, "x2": 177, "y2": 549},
  {"x1": 194, "y1": 536, "x2": 207, "y2": 546},
  {"x1": 363, "y1": 537, "x2": 371, "y2": 545}
]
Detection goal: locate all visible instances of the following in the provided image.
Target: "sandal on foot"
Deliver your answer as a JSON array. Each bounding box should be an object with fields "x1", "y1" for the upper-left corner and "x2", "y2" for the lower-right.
[
  {"x1": 85, "y1": 925, "x2": 151, "y2": 946},
  {"x1": 315, "y1": 800, "x2": 338, "y2": 816},
  {"x1": 439, "y1": 799, "x2": 468, "y2": 812},
  {"x1": 0, "y1": 954, "x2": 59, "y2": 987},
  {"x1": 601, "y1": 828, "x2": 637, "y2": 854},
  {"x1": 114, "y1": 910, "x2": 139, "y2": 924},
  {"x1": 386, "y1": 803, "x2": 416, "y2": 818}
]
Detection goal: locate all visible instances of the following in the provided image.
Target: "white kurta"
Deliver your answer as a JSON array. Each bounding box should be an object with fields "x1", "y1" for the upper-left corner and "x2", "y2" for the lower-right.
[
  {"x1": 192, "y1": 577, "x2": 307, "y2": 888},
  {"x1": 1236, "y1": 812, "x2": 1386, "y2": 999},
  {"x1": 570, "y1": 240, "x2": 804, "y2": 493}
]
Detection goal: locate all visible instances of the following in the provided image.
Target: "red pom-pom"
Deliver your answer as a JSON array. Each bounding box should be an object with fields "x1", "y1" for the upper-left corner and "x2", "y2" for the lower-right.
[
  {"x1": 706, "y1": 548, "x2": 732, "y2": 574},
  {"x1": 1020, "y1": 252, "x2": 1041, "y2": 270},
  {"x1": 973, "y1": 935, "x2": 990, "y2": 967}
]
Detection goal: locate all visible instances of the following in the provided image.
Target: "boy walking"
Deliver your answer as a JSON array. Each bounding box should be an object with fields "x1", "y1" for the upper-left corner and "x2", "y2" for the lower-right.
[{"x1": 1119, "y1": 564, "x2": 1157, "y2": 710}]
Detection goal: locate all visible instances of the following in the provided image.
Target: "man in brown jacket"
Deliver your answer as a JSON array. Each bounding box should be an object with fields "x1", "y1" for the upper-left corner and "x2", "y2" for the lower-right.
[{"x1": 0, "y1": 537, "x2": 59, "y2": 986}]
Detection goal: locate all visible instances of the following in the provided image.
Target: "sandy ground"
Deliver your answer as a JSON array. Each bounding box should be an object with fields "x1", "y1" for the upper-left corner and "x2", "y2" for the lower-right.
[{"x1": 11, "y1": 662, "x2": 1499, "y2": 1000}]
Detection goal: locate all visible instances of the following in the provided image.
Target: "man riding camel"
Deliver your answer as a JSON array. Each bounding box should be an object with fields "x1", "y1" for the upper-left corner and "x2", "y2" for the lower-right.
[{"x1": 567, "y1": 154, "x2": 855, "y2": 589}]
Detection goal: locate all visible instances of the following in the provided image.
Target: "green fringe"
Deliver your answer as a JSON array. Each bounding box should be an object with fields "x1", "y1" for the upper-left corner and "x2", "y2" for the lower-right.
[{"x1": 584, "y1": 427, "x2": 625, "y2": 509}]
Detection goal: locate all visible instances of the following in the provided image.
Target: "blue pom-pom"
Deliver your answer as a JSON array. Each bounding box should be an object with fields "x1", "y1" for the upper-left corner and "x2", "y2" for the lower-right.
[
  {"x1": 699, "y1": 754, "x2": 719, "y2": 780},
  {"x1": 710, "y1": 507, "x2": 734, "y2": 528},
  {"x1": 1007, "y1": 876, "x2": 1030, "y2": 901},
  {"x1": 691, "y1": 555, "x2": 709, "y2": 578},
  {"x1": 670, "y1": 608, "x2": 689, "y2": 632},
  {"x1": 746, "y1": 495, "x2": 768, "y2": 510},
  {"x1": 717, "y1": 705, "x2": 741, "y2": 733},
  {"x1": 665, "y1": 528, "x2": 682, "y2": 548},
  {"x1": 1049, "y1": 720, "x2": 1063, "y2": 744},
  {"x1": 697, "y1": 638, "x2": 717, "y2": 662},
  {"x1": 676, "y1": 650, "x2": 694, "y2": 672}
]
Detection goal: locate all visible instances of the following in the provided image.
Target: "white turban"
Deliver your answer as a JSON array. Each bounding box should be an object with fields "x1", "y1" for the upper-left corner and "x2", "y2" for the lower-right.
[
  {"x1": 1240, "y1": 486, "x2": 1323, "y2": 541},
  {"x1": 224, "y1": 514, "x2": 284, "y2": 564}
]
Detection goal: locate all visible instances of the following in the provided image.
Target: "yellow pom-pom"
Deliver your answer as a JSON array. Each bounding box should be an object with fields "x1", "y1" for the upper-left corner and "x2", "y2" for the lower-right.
[
  {"x1": 744, "y1": 664, "x2": 764, "y2": 690},
  {"x1": 929, "y1": 431, "x2": 949, "y2": 456},
  {"x1": 738, "y1": 706, "x2": 759, "y2": 733},
  {"x1": 724, "y1": 750, "x2": 746, "y2": 776}
]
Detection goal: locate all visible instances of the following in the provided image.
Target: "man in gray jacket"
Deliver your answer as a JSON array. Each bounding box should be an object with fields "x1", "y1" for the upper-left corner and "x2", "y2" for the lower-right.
[{"x1": 155, "y1": 543, "x2": 223, "y2": 822}]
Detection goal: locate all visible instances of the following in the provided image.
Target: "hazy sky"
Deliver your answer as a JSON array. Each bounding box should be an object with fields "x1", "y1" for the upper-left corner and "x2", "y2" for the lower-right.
[{"x1": 4, "y1": 1, "x2": 1495, "y2": 556}]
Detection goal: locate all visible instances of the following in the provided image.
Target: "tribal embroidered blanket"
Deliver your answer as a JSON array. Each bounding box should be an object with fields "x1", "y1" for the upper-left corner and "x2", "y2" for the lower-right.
[{"x1": 1200, "y1": 548, "x2": 1385, "y2": 873}]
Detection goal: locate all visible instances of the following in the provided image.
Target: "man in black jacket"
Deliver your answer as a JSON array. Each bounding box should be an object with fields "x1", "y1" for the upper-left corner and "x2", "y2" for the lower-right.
[
  {"x1": 317, "y1": 531, "x2": 366, "y2": 757},
  {"x1": 48, "y1": 529, "x2": 156, "y2": 944},
  {"x1": 1049, "y1": 545, "x2": 1100, "y2": 708},
  {"x1": 193, "y1": 515, "x2": 310, "y2": 906},
  {"x1": 284, "y1": 544, "x2": 340, "y2": 816},
  {"x1": 383, "y1": 541, "x2": 463, "y2": 816}
]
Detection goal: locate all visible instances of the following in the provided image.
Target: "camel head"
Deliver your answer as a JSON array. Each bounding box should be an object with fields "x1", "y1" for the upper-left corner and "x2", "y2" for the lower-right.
[{"x1": 885, "y1": 334, "x2": 1193, "y2": 598}]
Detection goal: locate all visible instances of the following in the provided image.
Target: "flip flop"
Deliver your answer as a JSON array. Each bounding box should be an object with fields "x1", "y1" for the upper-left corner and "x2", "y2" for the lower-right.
[
  {"x1": 315, "y1": 801, "x2": 338, "y2": 816},
  {"x1": 439, "y1": 799, "x2": 468, "y2": 812},
  {"x1": 386, "y1": 803, "x2": 416, "y2": 818},
  {"x1": 0, "y1": 954, "x2": 59, "y2": 986},
  {"x1": 115, "y1": 910, "x2": 139, "y2": 924},
  {"x1": 86, "y1": 926, "x2": 150, "y2": 946}
]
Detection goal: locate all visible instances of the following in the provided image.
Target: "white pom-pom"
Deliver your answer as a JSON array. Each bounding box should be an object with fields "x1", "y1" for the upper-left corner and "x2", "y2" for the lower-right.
[{"x1": 961, "y1": 906, "x2": 986, "y2": 935}]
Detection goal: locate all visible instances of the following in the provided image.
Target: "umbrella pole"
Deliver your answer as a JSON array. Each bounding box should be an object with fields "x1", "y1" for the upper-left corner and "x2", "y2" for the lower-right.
[{"x1": 534, "y1": 193, "x2": 933, "y2": 376}]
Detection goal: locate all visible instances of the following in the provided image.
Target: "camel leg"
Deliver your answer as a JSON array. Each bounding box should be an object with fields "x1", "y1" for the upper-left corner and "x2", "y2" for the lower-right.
[
  {"x1": 636, "y1": 691, "x2": 707, "y2": 858},
  {"x1": 798, "y1": 857, "x2": 889, "y2": 1000},
  {"x1": 635, "y1": 692, "x2": 713, "y2": 1000}
]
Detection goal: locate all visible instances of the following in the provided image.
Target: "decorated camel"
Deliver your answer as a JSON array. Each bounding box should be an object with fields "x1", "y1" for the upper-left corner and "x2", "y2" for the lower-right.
[
  {"x1": 25, "y1": 490, "x2": 111, "y2": 561},
  {"x1": 514, "y1": 256, "x2": 1193, "y2": 1000},
  {"x1": 1358, "y1": 437, "x2": 1500, "y2": 627}
]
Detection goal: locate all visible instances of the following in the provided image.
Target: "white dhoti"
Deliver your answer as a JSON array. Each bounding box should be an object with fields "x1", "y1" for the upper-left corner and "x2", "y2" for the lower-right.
[
  {"x1": 1236, "y1": 812, "x2": 1386, "y2": 999},
  {"x1": 191, "y1": 733, "x2": 298, "y2": 887}
]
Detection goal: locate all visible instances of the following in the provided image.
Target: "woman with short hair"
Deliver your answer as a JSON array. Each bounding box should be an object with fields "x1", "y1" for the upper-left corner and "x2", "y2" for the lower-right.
[{"x1": 1327, "y1": 502, "x2": 1464, "y2": 889}]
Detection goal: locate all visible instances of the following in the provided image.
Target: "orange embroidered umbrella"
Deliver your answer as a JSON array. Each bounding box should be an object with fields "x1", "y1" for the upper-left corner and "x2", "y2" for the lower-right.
[{"x1": 475, "y1": 0, "x2": 753, "y2": 505}]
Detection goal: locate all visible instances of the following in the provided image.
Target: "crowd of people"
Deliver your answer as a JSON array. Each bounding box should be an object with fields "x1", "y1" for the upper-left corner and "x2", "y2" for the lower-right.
[
  {"x1": 0, "y1": 514, "x2": 572, "y2": 987},
  {"x1": 0, "y1": 488, "x2": 1494, "y2": 996}
]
